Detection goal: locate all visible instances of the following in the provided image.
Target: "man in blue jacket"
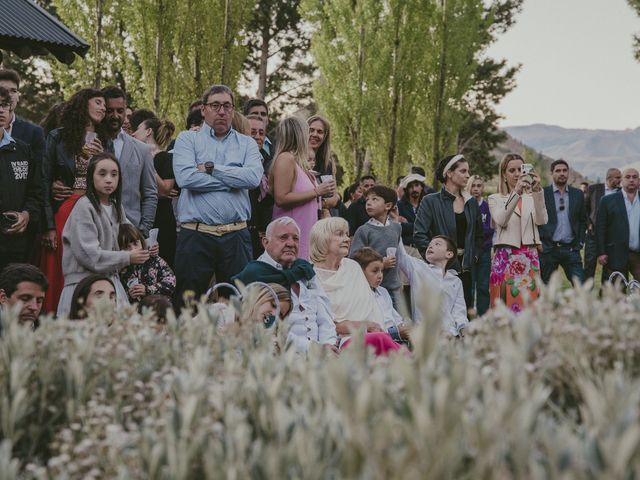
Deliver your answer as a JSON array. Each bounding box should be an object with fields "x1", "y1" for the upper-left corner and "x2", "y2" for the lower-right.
[{"x1": 539, "y1": 159, "x2": 586, "y2": 284}]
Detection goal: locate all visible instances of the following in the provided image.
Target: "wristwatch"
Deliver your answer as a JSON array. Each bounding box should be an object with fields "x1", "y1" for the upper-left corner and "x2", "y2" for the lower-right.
[{"x1": 204, "y1": 161, "x2": 214, "y2": 174}]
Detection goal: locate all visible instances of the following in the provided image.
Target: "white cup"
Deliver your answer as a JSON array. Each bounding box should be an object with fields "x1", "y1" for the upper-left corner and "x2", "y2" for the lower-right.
[{"x1": 386, "y1": 247, "x2": 397, "y2": 258}]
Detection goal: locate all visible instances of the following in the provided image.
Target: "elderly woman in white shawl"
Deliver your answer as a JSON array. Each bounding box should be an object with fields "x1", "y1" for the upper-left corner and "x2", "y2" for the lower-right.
[{"x1": 310, "y1": 217, "x2": 401, "y2": 354}]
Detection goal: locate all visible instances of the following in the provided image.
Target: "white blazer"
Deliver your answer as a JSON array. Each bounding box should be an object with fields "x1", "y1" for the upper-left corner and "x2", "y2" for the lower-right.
[{"x1": 488, "y1": 190, "x2": 548, "y2": 248}]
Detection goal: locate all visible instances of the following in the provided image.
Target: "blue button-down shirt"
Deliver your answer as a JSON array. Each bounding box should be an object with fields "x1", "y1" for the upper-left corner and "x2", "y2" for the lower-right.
[
  {"x1": 552, "y1": 184, "x2": 574, "y2": 243},
  {"x1": 0, "y1": 129, "x2": 14, "y2": 149},
  {"x1": 173, "y1": 124, "x2": 263, "y2": 225},
  {"x1": 624, "y1": 192, "x2": 640, "y2": 252}
]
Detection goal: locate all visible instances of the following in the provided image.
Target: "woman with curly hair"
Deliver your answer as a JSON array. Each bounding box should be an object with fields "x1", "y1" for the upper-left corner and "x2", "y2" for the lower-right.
[{"x1": 40, "y1": 88, "x2": 108, "y2": 313}]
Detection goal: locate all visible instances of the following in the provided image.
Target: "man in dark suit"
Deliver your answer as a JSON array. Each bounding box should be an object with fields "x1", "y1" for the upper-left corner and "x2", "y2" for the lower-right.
[
  {"x1": 596, "y1": 168, "x2": 640, "y2": 281},
  {"x1": 539, "y1": 159, "x2": 586, "y2": 284},
  {"x1": 583, "y1": 168, "x2": 621, "y2": 279}
]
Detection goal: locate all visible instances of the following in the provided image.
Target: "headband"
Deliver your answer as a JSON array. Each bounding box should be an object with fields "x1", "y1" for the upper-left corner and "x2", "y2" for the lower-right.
[{"x1": 442, "y1": 154, "x2": 465, "y2": 177}]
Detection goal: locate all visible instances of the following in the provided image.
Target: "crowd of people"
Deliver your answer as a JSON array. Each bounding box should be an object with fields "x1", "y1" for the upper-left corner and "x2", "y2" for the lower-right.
[{"x1": 0, "y1": 66, "x2": 639, "y2": 354}]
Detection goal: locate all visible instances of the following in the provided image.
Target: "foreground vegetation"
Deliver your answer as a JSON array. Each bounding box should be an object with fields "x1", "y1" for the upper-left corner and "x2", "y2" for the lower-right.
[{"x1": 1, "y1": 276, "x2": 640, "y2": 478}]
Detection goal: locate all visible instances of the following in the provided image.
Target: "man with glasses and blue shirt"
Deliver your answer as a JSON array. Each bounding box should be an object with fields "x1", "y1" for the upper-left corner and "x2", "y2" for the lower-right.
[
  {"x1": 539, "y1": 159, "x2": 586, "y2": 284},
  {"x1": 0, "y1": 87, "x2": 42, "y2": 270},
  {"x1": 172, "y1": 84, "x2": 263, "y2": 306}
]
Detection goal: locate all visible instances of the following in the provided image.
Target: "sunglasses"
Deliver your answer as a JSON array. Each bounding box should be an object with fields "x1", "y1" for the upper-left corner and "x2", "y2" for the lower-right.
[{"x1": 559, "y1": 196, "x2": 565, "y2": 211}]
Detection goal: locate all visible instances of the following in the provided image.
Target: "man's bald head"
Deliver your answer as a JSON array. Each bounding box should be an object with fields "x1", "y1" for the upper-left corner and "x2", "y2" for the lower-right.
[{"x1": 606, "y1": 168, "x2": 622, "y2": 190}]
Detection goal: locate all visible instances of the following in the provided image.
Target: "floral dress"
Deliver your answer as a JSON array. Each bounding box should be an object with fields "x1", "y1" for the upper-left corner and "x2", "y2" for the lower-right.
[
  {"x1": 489, "y1": 245, "x2": 540, "y2": 313},
  {"x1": 120, "y1": 255, "x2": 176, "y2": 302}
]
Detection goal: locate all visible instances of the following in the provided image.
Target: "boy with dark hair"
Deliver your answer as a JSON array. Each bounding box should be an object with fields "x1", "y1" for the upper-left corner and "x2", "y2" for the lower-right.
[
  {"x1": 0, "y1": 263, "x2": 48, "y2": 327},
  {"x1": 349, "y1": 185, "x2": 403, "y2": 308},
  {"x1": 397, "y1": 235, "x2": 468, "y2": 336},
  {"x1": 0, "y1": 86, "x2": 42, "y2": 270},
  {"x1": 352, "y1": 247, "x2": 410, "y2": 342}
]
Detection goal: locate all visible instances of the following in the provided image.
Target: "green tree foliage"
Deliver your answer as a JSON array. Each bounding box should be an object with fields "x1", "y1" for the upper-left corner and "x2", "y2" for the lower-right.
[
  {"x1": 303, "y1": 0, "x2": 522, "y2": 186},
  {"x1": 0, "y1": 52, "x2": 63, "y2": 124},
  {"x1": 50, "y1": 0, "x2": 252, "y2": 124},
  {"x1": 49, "y1": 0, "x2": 131, "y2": 95},
  {"x1": 242, "y1": 0, "x2": 315, "y2": 116}
]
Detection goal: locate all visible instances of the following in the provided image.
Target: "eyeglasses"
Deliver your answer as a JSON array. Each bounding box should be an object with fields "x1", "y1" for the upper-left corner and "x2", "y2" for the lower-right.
[
  {"x1": 559, "y1": 196, "x2": 565, "y2": 211},
  {"x1": 205, "y1": 102, "x2": 234, "y2": 113},
  {"x1": 0, "y1": 103, "x2": 12, "y2": 112}
]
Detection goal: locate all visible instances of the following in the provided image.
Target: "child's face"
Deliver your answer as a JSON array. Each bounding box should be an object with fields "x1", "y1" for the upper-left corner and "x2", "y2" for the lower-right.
[
  {"x1": 469, "y1": 179, "x2": 484, "y2": 198},
  {"x1": 126, "y1": 240, "x2": 143, "y2": 251},
  {"x1": 365, "y1": 194, "x2": 391, "y2": 218},
  {"x1": 363, "y1": 260, "x2": 384, "y2": 289},
  {"x1": 93, "y1": 159, "x2": 119, "y2": 199},
  {"x1": 426, "y1": 238, "x2": 454, "y2": 264}
]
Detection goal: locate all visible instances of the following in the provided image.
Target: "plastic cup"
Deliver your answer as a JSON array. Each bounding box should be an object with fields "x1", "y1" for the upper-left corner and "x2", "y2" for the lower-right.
[{"x1": 386, "y1": 247, "x2": 397, "y2": 258}]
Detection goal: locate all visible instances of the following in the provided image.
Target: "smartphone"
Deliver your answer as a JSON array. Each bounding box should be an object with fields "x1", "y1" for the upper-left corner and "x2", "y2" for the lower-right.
[{"x1": 521, "y1": 163, "x2": 534, "y2": 184}]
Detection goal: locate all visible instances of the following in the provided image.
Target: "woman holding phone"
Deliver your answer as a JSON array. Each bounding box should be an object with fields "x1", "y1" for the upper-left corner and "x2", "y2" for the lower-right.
[
  {"x1": 488, "y1": 153, "x2": 548, "y2": 313},
  {"x1": 307, "y1": 115, "x2": 339, "y2": 216},
  {"x1": 41, "y1": 88, "x2": 108, "y2": 313}
]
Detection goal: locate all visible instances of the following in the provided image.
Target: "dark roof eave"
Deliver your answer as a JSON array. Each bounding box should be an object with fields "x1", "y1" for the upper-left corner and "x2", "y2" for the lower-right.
[{"x1": 0, "y1": 36, "x2": 88, "y2": 64}]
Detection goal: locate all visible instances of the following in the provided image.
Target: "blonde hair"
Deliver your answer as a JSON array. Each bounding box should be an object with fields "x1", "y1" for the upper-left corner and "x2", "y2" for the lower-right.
[
  {"x1": 246, "y1": 283, "x2": 291, "y2": 323},
  {"x1": 232, "y1": 111, "x2": 252, "y2": 136},
  {"x1": 309, "y1": 217, "x2": 349, "y2": 264},
  {"x1": 497, "y1": 153, "x2": 524, "y2": 195},
  {"x1": 466, "y1": 175, "x2": 484, "y2": 193},
  {"x1": 272, "y1": 116, "x2": 310, "y2": 175}
]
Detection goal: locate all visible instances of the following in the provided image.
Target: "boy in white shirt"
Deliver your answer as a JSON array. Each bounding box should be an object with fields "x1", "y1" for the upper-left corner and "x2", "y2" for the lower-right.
[
  {"x1": 397, "y1": 235, "x2": 468, "y2": 337},
  {"x1": 351, "y1": 247, "x2": 410, "y2": 343}
]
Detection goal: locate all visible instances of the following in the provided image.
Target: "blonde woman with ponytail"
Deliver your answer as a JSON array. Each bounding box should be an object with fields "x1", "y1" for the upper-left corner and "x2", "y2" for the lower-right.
[
  {"x1": 269, "y1": 116, "x2": 336, "y2": 260},
  {"x1": 131, "y1": 112, "x2": 177, "y2": 266}
]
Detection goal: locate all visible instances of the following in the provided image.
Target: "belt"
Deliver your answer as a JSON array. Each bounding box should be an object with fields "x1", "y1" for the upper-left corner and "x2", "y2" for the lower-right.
[
  {"x1": 181, "y1": 221, "x2": 247, "y2": 237},
  {"x1": 553, "y1": 242, "x2": 573, "y2": 248}
]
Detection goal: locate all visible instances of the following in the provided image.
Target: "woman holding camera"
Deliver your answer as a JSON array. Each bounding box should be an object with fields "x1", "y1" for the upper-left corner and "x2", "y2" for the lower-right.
[{"x1": 488, "y1": 153, "x2": 548, "y2": 313}]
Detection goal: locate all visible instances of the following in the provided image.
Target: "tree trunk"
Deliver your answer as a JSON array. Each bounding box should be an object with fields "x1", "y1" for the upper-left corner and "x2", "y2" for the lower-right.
[
  {"x1": 220, "y1": 0, "x2": 232, "y2": 83},
  {"x1": 431, "y1": 0, "x2": 448, "y2": 188},
  {"x1": 94, "y1": 0, "x2": 103, "y2": 88},
  {"x1": 257, "y1": 24, "x2": 270, "y2": 98},
  {"x1": 154, "y1": 3, "x2": 162, "y2": 112},
  {"x1": 386, "y1": 3, "x2": 402, "y2": 185}
]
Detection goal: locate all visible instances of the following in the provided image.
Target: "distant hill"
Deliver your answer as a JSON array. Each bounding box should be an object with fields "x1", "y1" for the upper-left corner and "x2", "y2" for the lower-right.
[{"x1": 503, "y1": 124, "x2": 640, "y2": 181}]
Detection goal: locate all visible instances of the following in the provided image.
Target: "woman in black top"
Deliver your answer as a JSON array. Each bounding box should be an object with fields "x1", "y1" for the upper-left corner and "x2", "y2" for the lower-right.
[
  {"x1": 413, "y1": 154, "x2": 484, "y2": 314},
  {"x1": 130, "y1": 112, "x2": 177, "y2": 267}
]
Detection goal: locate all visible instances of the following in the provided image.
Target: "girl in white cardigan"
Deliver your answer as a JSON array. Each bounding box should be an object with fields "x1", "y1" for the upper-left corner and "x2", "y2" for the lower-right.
[{"x1": 57, "y1": 153, "x2": 150, "y2": 317}]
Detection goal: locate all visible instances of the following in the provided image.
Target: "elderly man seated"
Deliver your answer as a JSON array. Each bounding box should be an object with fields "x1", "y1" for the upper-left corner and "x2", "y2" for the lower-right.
[
  {"x1": 233, "y1": 216, "x2": 338, "y2": 353},
  {"x1": 0, "y1": 263, "x2": 48, "y2": 329}
]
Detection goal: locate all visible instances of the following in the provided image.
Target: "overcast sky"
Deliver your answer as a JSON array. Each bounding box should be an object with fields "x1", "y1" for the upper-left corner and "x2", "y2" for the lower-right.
[{"x1": 487, "y1": 0, "x2": 640, "y2": 130}]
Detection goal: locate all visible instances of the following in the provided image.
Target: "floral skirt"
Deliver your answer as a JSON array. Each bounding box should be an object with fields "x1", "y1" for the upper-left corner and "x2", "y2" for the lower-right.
[{"x1": 489, "y1": 245, "x2": 540, "y2": 313}]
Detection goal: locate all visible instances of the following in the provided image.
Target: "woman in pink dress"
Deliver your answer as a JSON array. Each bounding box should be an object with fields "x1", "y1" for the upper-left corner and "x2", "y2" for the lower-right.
[{"x1": 269, "y1": 117, "x2": 336, "y2": 260}]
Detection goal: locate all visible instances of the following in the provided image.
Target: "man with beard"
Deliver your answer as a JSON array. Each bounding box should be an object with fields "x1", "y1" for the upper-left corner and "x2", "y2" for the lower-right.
[
  {"x1": 0, "y1": 263, "x2": 48, "y2": 329},
  {"x1": 397, "y1": 173, "x2": 428, "y2": 247},
  {"x1": 539, "y1": 159, "x2": 586, "y2": 284},
  {"x1": 101, "y1": 87, "x2": 157, "y2": 236},
  {"x1": 584, "y1": 168, "x2": 621, "y2": 279}
]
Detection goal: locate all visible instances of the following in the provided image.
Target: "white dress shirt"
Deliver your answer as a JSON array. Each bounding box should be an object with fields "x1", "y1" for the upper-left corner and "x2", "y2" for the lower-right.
[
  {"x1": 372, "y1": 285, "x2": 404, "y2": 330},
  {"x1": 257, "y1": 252, "x2": 338, "y2": 352},
  {"x1": 396, "y1": 242, "x2": 468, "y2": 335}
]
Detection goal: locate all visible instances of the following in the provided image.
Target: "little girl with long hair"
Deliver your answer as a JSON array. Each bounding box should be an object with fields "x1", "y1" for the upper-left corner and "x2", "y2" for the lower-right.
[{"x1": 57, "y1": 153, "x2": 150, "y2": 317}]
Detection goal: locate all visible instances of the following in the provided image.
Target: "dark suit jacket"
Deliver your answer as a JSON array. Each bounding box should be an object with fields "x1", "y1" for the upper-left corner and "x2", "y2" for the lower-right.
[
  {"x1": 595, "y1": 191, "x2": 636, "y2": 271},
  {"x1": 12, "y1": 117, "x2": 45, "y2": 167},
  {"x1": 585, "y1": 183, "x2": 605, "y2": 227},
  {"x1": 539, "y1": 185, "x2": 586, "y2": 252}
]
